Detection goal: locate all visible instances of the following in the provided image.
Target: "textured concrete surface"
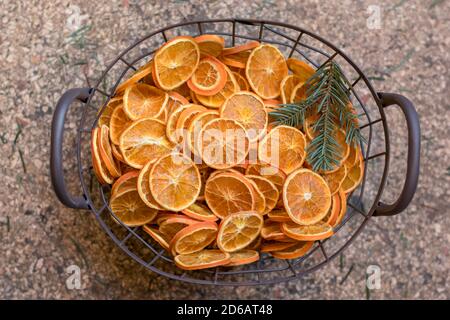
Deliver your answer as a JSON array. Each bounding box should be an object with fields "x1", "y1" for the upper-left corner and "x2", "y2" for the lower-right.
[{"x1": 0, "y1": 0, "x2": 449, "y2": 299}]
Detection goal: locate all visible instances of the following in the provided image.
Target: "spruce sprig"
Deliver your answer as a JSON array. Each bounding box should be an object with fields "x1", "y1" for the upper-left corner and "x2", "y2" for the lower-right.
[{"x1": 269, "y1": 60, "x2": 365, "y2": 172}]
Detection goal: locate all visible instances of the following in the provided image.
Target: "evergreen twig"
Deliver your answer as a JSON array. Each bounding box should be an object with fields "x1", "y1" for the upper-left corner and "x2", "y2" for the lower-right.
[{"x1": 269, "y1": 60, "x2": 365, "y2": 171}]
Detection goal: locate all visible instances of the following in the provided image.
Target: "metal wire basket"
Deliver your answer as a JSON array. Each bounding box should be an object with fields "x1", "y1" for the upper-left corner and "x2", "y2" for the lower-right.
[{"x1": 50, "y1": 19, "x2": 420, "y2": 285}]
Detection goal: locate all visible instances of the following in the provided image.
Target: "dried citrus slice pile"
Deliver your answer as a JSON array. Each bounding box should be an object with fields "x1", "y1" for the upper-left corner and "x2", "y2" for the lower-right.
[{"x1": 90, "y1": 35, "x2": 364, "y2": 270}]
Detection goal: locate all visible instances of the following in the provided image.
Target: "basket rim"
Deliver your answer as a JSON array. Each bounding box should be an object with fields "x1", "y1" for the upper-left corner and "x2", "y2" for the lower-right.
[{"x1": 76, "y1": 18, "x2": 391, "y2": 286}]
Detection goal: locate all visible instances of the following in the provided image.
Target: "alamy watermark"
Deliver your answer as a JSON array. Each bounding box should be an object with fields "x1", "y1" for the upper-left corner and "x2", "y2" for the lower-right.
[
  {"x1": 65, "y1": 5, "x2": 89, "y2": 32},
  {"x1": 367, "y1": 5, "x2": 382, "y2": 30},
  {"x1": 366, "y1": 264, "x2": 381, "y2": 290},
  {"x1": 66, "y1": 264, "x2": 82, "y2": 290}
]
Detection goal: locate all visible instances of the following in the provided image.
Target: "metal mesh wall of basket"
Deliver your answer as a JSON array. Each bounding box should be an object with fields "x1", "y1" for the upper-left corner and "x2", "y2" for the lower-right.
[{"x1": 51, "y1": 19, "x2": 420, "y2": 286}]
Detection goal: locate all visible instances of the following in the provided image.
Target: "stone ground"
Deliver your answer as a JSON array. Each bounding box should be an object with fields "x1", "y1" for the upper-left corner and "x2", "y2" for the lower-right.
[{"x1": 0, "y1": 0, "x2": 449, "y2": 299}]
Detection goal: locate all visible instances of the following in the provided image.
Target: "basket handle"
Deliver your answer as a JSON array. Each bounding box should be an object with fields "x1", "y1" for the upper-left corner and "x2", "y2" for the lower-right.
[
  {"x1": 374, "y1": 92, "x2": 420, "y2": 216},
  {"x1": 51, "y1": 88, "x2": 92, "y2": 209}
]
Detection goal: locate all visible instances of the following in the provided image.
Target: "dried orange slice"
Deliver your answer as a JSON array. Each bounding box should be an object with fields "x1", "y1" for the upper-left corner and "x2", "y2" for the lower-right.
[
  {"x1": 228, "y1": 66, "x2": 246, "y2": 76},
  {"x1": 187, "y1": 110, "x2": 219, "y2": 154},
  {"x1": 260, "y1": 241, "x2": 296, "y2": 253},
  {"x1": 197, "y1": 118, "x2": 250, "y2": 169},
  {"x1": 194, "y1": 34, "x2": 225, "y2": 57},
  {"x1": 98, "y1": 97, "x2": 122, "y2": 127},
  {"x1": 155, "y1": 213, "x2": 185, "y2": 225},
  {"x1": 175, "y1": 249, "x2": 230, "y2": 270},
  {"x1": 221, "y1": 51, "x2": 251, "y2": 69},
  {"x1": 247, "y1": 236, "x2": 262, "y2": 250},
  {"x1": 207, "y1": 169, "x2": 230, "y2": 180},
  {"x1": 264, "y1": 99, "x2": 282, "y2": 109},
  {"x1": 258, "y1": 125, "x2": 306, "y2": 175},
  {"x1": 159, "y1": 216, "x2": 198, "y2": 238},
  {"x1": 223, "y1": 40, "x2": 259, "y2": 55},
  {"x1": 115, "y1": 62, "x2": 153, "y2": 94},
  {"x1": 152, "y1": 36, "x2": 200, "y2": 90},
  {"x1": 232, "y1": 72, "x2": 250, "y2": 91},
  {"x1": 341, "y1": 154, "x2": 364, "y2": 194},
  {"x1": 137, "y1": 161, "x2": 164, "y2": 210},
  {"x1": 195, "y1": 65, "x2": 239, "y2": 108},
  {"x1": 227, "y1": 249, "x2": 259, "y2": 266},
  {"x1": 233, "y1": 161, "x2": 250, "y2": 174},
  {"x1": 119, "y1": 118, "x2": 174, "y2": 169},
  {"x1": 261, "y1": 220, "x2": 292, "y2": 242},
  {"x1": 111, "y1": 143, "x2": 125, "y2": 163},
  {"x1": 166, "y1": 104, "x2": 192, "y2": 144},
  {"x1": 303, "y1": 114, "x2": 319, "y2": 142},
  {"x1": 246, "y1": 44, "x2": 288, "y2": 99},
  {"x1": 190, "y1": 89, "x2": 201, "y2": 104},
  {"x1": 247, "y1": 179, "x2": 266, "y2": 214},
  {"x1": 123, "y1": 84, "x2": 168, "y2": 120},
  {"x1": 142, "y1": 63, "x2": 155, "y2": 86},
  {"x1": 175, "y1": 104, "x2": 207, "y2": 144},
  {"x1": 322, "y1": 164, "x2": 347, "y2": 196},
  {"x1": 261, "y1": 221, "x2": 286, "y2": 241},
  {"x1": 97, "y1": 125, "x2": 121, "y2": 178},
  {"x1": 334, "y1": 188, "x2": 347, "y2": 226},
  {"x1": 155, "y1": 107, "x2": 168, "y2": 123},
  {"x1": 197, "y1": 167, "x2": 213, "y2": 201},
  {"x1": 220, "y1": 92, "x2": 268, "y2": 142},
  {"x1": 143, "y1": 225, "x2": 171, "y2": 250},
  {"x1": 289, "y1": 82, "x2": 308, "y2": 103},
  {"x1": 267, "y1": 209, "x2": 291, "y2": 222},
  {"x1": 321, "y1": 193, "x2": 341, "y2": 226},
  {"x1": 205, "y1": 173, "x2": 255, "y2": 219},
  {"x1": 246, "y1": 175, "x2": 279, "y2": 214},
  {"x1": 167, "y1": 91, "x2": 189, "y2": 114},
  {"x1": 149, "y1": 153, "x2": 201, "y2": 211},
  {"x1": 187, "y1": 56, "x2": 227, "y2": 96},
  {"x1": 286, "y1": 58, "x2": 316, "y2": 82},
  {"x1": 221, "y1": 43, "x2": 260, "y2": 69},
  {"x1": 208, "y1": 168, "x2": 246, "y2": 180},
  {"x1": 270, "y1": 241, "x2": 314, "y2": 259},
  {"x1": 217, "y1": 211, "x2": 263, "y2": 252},
  {"x1": 109, "y1": 189, "x2": 158, "y2": 226},
  {"x1": 111, "y1": 170, "x2": 139, "y2": 197},
  {"x1": 109, "y1": 106, "x2": 132, "y2": 145},
  {"x1": 120, "y1": 162, "x2": 135, "y2": 174},
  {"x1": 182, "y1": 202, "x2": 218, "y2": 222},
  {"x1": 91, "y1": 127, "x2": 114, "y2": 185},
  {"x1": 283, "y1": 168, "x2": 332, "y2": 225},
  {"x1": 170, "y1": 82, "x2": 191, "y2": 100},
  {"x1": 280, "y1": 75, "x2": 303, "y2": 104},
  {"x1": 170, "y1": 221, "x2": 218, "y2": 255},
  {"x1": 304, "y1": 114, "x2": 320, "y2": 140},
  {"x1": 345, "y1": 145, "x2": 360, "y2": 167},
  {"x1": 281, "y1": 221, "x2": 334, "y2": 241},
  {"x1": 245, "y1": 163, "x2": 286, "y2": 205}
]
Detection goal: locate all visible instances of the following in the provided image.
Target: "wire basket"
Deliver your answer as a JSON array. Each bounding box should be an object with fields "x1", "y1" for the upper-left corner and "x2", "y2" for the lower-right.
[{"x1": 50, "y1": 19, "x2": 420, "y2": 285}]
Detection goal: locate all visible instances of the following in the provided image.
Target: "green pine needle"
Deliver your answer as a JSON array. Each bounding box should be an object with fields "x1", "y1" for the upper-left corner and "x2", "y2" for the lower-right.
[{"x1": 269, "y1": 60, "x2": 365, "y2": 172}]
